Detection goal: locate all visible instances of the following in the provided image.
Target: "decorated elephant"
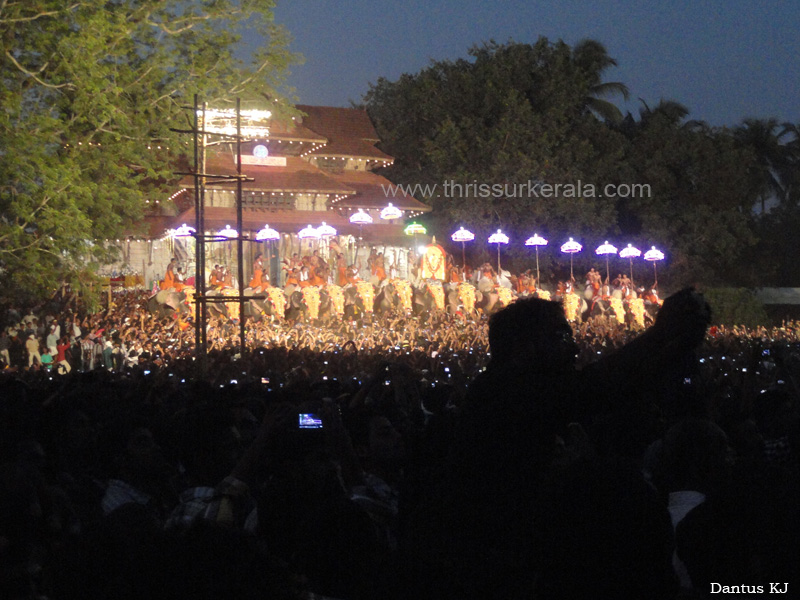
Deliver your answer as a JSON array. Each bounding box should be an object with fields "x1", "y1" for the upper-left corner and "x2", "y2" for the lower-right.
[
  {"x1": 495, "y1": 286, "x2": 517, "y2": 309},
  {"x1": 146, "y1": 289, "x2": 190, "y2": 318},
  {"x1": 446, "y1": 282, "x2": 479, "y2": 318},
  {"x1": 624, "y1": 296, "x2": 648, "y2": 328},
  {"x1": 375, "y1": 279, "x2": 415, "y2": 315},
  {"x1": 285, "y1": 286, "x2": 332, "y2": 323},
  {"x1": 639, "y1": 288, "x2": 662, "y2": 323},
  {"x1": 561, "y1": 292, "x2": 588, "y2": 323},
  {"x1": 204, "y1": 288, "x2": 232, "y2": 320},
  {"x1": 412, "y1": 280, "x2": 447, "y2": 315},
  {"x1": 325, "y1": 284, "x2": 346, "y2": 320},
  {"x1": 242, "y1": 286, "x2": 287, "y2": 322},
  {"x1": 343, "y1": 282, "x2": 376, "y2": 320}
]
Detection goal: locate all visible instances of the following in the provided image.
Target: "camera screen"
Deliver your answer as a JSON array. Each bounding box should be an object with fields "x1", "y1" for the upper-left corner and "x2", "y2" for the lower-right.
[{"x1": 298, "y1": 413, "x2": 323, "y2": 429}]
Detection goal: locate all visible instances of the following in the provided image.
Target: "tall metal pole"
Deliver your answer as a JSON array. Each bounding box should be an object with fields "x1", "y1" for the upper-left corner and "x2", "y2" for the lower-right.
[
  {"x1": 235, "y1": 99, "x2": 246, "y2": 358},
  {"x1": 192, "y1": 95, "x2": 208, "y2": 375}
]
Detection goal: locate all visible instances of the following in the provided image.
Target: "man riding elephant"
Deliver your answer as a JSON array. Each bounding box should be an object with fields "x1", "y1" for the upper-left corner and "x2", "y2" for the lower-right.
[{"x1": 160, "y1": 258, "x2": 185, "y2": 292}]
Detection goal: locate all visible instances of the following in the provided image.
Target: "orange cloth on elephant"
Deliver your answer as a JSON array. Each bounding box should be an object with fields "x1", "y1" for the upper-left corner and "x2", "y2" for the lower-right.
[
  {"x1": 309, "y1": 272, "x2": 325, "y2": 287},
  {"x1": 449, "y1": 267, "x2": 462, "y2": 284},
  {"x1": 248, "y1": 269, "x2": 263, "y2": 289},
  {"x1": 285, "y1": 273, "x2": 299, "y2": 288},
  {"x1": 337, "y1": 266, "x2": 347, "y2": 286}
]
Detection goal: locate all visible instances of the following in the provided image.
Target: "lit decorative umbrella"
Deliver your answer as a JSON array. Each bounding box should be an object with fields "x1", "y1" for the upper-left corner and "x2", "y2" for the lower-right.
[
  {"x1": 298, "y1": 224, "x2": 320, "y2": 255},
  {"x1": 380, "y1": 203, "x2": 402, "y2": 221},
  {"x1": 349, "y1": 209, "x2": 373, "y2": 226},
  {"x1": 217, "y1": 225, "x2": 238, "y2": 239},
  {"x1": 451, "y1": 227, "x2": 475, "y2": 275},
  {"x1": 255, "y1": 225, "x2": 279, "y2": 241},
  {"x1": 619, "y1": 244, "x2": 641, "y2": 285},
  {"x1": 170, "y1": 223, "x2": 197, "y2": 258},
  {"x1": 488, "y1": 229, "x2": 510, "y2": 271},
  {"x1": 644, "y1": 246, "x2": 665, "y2": 287},
  {"x1": 404, "y1": 223, "x2": 427, "y2": 236},
  {"x1": 216, "y1": 225, "x2": 238, "y2": 267},
  {"x1": 595, "y1": 241, "x2": 618, "y2": 283},
  {"x1": 298, "y1": 225, "x2": 320, "y2": 240},
  {"x1": 405, "y1": 223, "x2": 427, "y2": 270},
  {"x1": 316, "y1": 222, "x2": 337, "y2": 262},
  {"x1": 560, "y1": 237, "x2": 582, "y2": 279},
  {"x1": 256, "y1": 225, "x2": 280, "y2": 282},
  {"x1": 349, "y1": 210, "x2": 373, "y2": 262},
  {"x1": 171, "y1": 223, "x2": 196, "y2": 237},
  {"x1": 316, "y1": 222, "x2": 337, "y2": 238},
  {"x1": 525, "y1": 234, "x2": 548, "y2": 285}
]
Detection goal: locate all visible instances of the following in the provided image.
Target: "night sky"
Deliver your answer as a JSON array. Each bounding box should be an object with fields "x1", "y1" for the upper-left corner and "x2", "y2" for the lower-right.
[{"x1": 258, "y1": 0, "x2": 799, "y2": 127}]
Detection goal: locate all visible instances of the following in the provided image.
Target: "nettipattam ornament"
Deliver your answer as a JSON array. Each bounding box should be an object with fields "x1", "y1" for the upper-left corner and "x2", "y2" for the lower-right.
[
  {"x1": 301, "y1": 286, "x2": 322, "y2": 320},
  {"x1": 265, "y1": 287, "x2": 287, "y2": 318},
  {"x1": 563, "y1": 292, "x2": 581, "y2": 322},
  {"x1": 356, "y1": 282, "x2": 375, "y2": 313},
  {"x1": 427, "y1": 280, "x2": 445, "y2": 311},
  {"x1": 457, "y1": 282, "x2": 476, "y2": 314},
  {"x1": 608, "y1": 297, "x2": 625, "y2": 325},
  {"x1": 221, "y1": 288, "x2": 240, "y2": 320},
  {"x1": 627, "y1": 297, "x2": 645, "y2": 328},
  {"x1": 392, "y1": 279, "x2": 414, "y2": 313},
  {"x1": 496, "y1": 287, "x2": 515, "y2": 308},
  {"x1": 327, "y1": 285, "x2": 345, "y2": 317}
]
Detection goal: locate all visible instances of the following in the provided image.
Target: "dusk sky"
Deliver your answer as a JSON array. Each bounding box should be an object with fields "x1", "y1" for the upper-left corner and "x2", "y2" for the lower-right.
[{"x1": 265, "y1": 0, "x2": 799, "y2": 127}]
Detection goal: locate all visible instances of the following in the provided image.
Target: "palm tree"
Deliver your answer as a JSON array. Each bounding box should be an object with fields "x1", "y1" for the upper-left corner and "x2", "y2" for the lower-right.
[
  {"x1": 638, "y1": 98, "x2": 690, "y2": 127},
  {"x1": 734, "y1": 118, "x2": 793, "y2": 212},
  {"x1": 572, "y1": 39, "x2": 630, "y2": 122}
]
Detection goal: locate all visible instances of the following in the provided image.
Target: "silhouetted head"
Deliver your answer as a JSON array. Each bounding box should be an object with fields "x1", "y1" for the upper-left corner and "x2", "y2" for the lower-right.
[{"x1": 488, "y1": 297, "x2": 577, "y2": 372}]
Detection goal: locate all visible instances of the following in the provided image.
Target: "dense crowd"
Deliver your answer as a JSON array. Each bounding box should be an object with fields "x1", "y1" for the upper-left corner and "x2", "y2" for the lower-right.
[{"x1": 1, "y1": 289, "x2": 799, "y2": 599}]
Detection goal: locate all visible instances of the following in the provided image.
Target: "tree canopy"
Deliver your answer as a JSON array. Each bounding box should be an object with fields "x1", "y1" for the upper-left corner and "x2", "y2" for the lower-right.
[
  {"x1": 365, "y1": 38, "x2": 800, "y2": 288},
  {"x1": 0, "y1": 0, "x2": 298, "y2": 303}
]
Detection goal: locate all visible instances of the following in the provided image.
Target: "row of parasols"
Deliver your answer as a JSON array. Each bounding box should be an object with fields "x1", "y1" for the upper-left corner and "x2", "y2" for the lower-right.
[
  {"x1": 447, "y1": 226, "x2": 665, "y2": 285},
  {"x1": 170, "y1": 217, "x2": 665, "y2": 285}
]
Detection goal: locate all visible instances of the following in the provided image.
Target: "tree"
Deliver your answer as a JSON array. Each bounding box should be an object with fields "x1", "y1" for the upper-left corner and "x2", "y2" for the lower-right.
[
  {"x1": 366, "y1": 40, "x2": 773, "y2": 287},
  {"x1": 0, "y1": 0, "x2": 298, "y2": 303},
  {"x1": 571, "y1": 39, "x2": 630, "y2": 123},
  {"x1": 733, "y1": 118, "x2": 794, "y2": 212},
  {"x1": 617, "y1": 102, "x2": 760, "y2": 286},
  {"x1": 365, "y1": 39, "x2": 627, "y2": 277}
]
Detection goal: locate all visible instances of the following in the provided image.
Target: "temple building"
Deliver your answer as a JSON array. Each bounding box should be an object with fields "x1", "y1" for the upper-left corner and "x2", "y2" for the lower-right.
[{"x1": 104, "y1": 105, "x2": 430, "y2": 288}]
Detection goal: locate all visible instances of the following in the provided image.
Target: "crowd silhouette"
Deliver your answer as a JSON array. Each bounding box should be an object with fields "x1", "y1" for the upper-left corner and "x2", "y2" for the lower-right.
[{"x1": 1, "y1": 289, "x2": 799, "y2": 599}]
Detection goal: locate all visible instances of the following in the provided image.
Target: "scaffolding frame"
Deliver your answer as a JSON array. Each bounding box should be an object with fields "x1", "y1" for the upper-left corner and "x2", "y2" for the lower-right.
[{"x1": 173, "y1": 96, "x2": 258, "y2": 372}]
